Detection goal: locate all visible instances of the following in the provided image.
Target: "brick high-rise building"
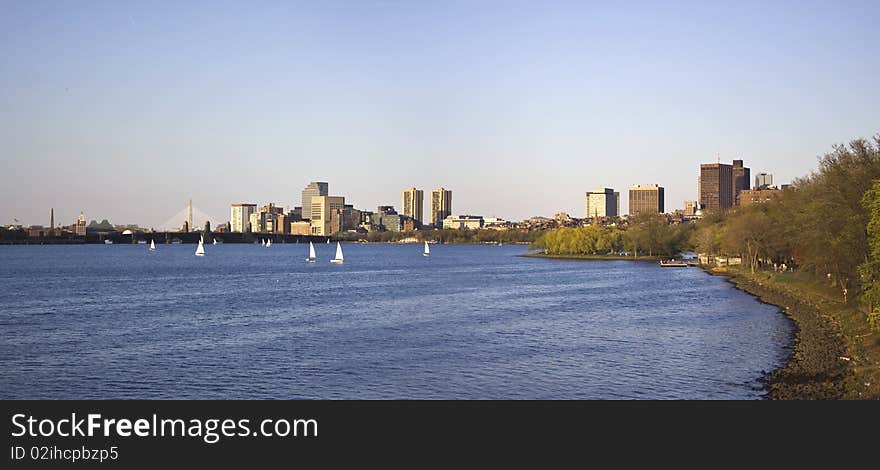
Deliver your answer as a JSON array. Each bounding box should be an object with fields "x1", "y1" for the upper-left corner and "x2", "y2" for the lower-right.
[
  {"x1": 732, "y1": 160, "x2": 751, "y2": 205},
  {"x1": 628, "y1": 185, "x2": 664, "y2": 216},
  {"x1": 699, "y1": 163, "x2": 734, "y2": 211}
]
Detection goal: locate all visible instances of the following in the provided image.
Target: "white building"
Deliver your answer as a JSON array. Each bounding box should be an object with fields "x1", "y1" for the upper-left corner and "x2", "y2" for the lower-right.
[{"x1": 230, "y1": 203, "x2": 257, "y2": 233}]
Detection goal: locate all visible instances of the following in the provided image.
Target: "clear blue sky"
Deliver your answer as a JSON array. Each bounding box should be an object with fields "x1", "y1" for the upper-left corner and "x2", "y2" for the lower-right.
[{"x1": 2, "y1": 0, "x2": 878, "y2": 227}]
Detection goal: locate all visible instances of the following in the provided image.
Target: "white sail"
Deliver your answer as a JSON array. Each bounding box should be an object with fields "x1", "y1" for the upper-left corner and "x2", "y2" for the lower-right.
[
  {"x1": 195, "y1": 237, "x2": 205, "y2": 256},
  {"x1": 149, "y1": 239, "x2": 156, "y2": 251},
  {"x1": 423, "y1": 241, "x2": 430, "y2": 256},
  {"x1": 266, "y1": 239, "x2": 272, "y2": 248},
  {"x1": 213, "y1": 239, "x2": 217, "y2": 245},
  {"x1": 330, "y1": 242, "x2": 344, "y2": 263},
  {"x1": 306, "y1": 241, "x2": 317, "y2": 262}
]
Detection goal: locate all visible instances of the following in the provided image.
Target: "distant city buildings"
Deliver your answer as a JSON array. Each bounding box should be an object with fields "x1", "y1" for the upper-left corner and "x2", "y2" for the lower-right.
[
  {"x1": 401, "y1": 187, "x2": 424, "y2": 227},
  {"x1": 443, "y1": 214, "x2": 484, "y2": 230},
  {"x1": 289, "y1": 221, "x2": 311, "y2": 235},
  {"x1": 75, "y1": 212, "x2": 86, "y2": 236},
  {"x1": 301, "y1": 182, "x2": 329, "y2": 224},
  {"x1": 230, "y1": 203, "x2": 257, "y2": 233},
  {"x1": 739, "y1": 188, "x2": 785, "y2": 206},
  {"x1": 584, "y1": 188, "x2": 620, "y2": 219},
  {"x1": 628, "y1": 184, "x2": 664, "y2": 216},
  {"x1": 430, "y1": 188, "x2": 453, "y2": 228},
  {"x1": 310, "y1": 195, "x2": 345, "y2": 236},
  {"x1": 732, "y1": 160, "x2": 750, "y2": 205},
  {"x1": 699, "y1": 159, "x2": 751, "y2": 211},
  {"x1": 371, "y1": 206, "x2": 408, "y2": 232},
  {"x1": 684, "y1": 200, "x2": 699, "y2": 217},
  {"x1": 755, "y1": 173, "x2": 773, "y2": 189}
]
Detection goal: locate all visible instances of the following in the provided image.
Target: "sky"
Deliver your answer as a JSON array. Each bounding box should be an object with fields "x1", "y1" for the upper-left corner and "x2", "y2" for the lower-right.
[{"x1": 1, "y1": 0, "x2": 879, "y2": 228}]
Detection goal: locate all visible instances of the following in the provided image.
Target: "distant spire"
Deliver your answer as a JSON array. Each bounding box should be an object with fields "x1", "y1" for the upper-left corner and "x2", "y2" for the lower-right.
[{"x1": 187, "y1": 198, "x2": 193, "y2": 233}]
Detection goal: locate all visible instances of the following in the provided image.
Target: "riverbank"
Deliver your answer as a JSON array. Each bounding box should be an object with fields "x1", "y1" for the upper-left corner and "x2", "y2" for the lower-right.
[
  {"x1": 704, "y1": 266, "x2": 880, "y2": 400},
  {"x1": 520, "y1": 253, "x2": 661, "y2": 261}
]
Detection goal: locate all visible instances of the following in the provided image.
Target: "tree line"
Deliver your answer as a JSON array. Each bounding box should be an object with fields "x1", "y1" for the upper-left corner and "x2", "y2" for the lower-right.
[{"x1": 529, "y1": 215, "x2": 693, "y2": 257}]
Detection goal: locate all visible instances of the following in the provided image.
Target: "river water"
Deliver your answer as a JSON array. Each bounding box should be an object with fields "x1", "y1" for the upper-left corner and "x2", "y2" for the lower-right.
[{"x1": 0, "y1": 243, "x2": 793, "y2": 399}]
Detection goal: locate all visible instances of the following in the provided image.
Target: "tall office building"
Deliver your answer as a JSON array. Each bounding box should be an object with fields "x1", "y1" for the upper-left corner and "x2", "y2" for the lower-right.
[
  {"x1": 700, "y1": 159, "x2": 750, "y2": 210},
  {"x1": 628, "y1": 185, "x2": 665, "y2": 216},
  {"x1": 301, "y1": 182, "x2": 329, "y2": 222},
  {"x1": 584, "y1": 188, "x2": 619, "y2": 219},
  {"x1": 430, "y1": 188, "x2": 453, "y2": 228},
  {"x1": 755, "y1": 173, "x2": 773, "y2": 189},
  {"x1": 230, "y1": 203, "x2": 257, "y2": 233},
  {"x1": 732, "y1": 160, "x2": 750, "y2": 205},
  {"x1": 75, "y1": 212, "x2": 86, "y2": 236},
  {"x1": 310, "y1": 196, "x2": 346, "y2": 236},
  {"x1": 401, "y1": 187, "x2": 424, "y2": 226},
  {"x1": 699, "y1": 163, "x2": 734, "y2": 211}
]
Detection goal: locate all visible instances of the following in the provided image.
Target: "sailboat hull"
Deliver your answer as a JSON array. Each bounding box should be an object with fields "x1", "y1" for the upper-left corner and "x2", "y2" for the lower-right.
[{"x1": 330, "y1": 259, "x2": 343, "y2": 264}]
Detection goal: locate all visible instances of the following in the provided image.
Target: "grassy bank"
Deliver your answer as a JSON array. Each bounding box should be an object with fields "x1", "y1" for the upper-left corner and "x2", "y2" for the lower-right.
[
  {"x1": 705, "y1": 266, "x2": 880, "y2": 399},
  {"x1": 520, "y1": 253, "x2": 661, "y2": 261}
]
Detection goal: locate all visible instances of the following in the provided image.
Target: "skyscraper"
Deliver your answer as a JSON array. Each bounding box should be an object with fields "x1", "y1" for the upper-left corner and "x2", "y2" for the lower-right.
[
  {"x1": 732, "y1": 160, "x2": 751, "y2": 205},
  {"x1": 301, "y1": 182, "x2": 329, "y2": 222},
  {"x1": 584, "y1": 188, "x2": 619, "y2": 219},
  {"x1": 700, "y1": 159, "x2": 750, "y2": 210},
  {"x1": 430, "y1": 188, "x2": 452, "y2": 228},
  {"x1": 628, "y1": 185, "x2": 665, "y2": 216},
  {"x1": 230, "y1": 203, "x2": 257, "y2": 232},
  {"x1": 401, "y1": 187, "x2": 424, "y2": 226},
  {"x1": 309, "y1": 196, "x2": 346, "y2": 236},
  {"x1": 699, "y1": 163, "x2": 734, "y2": 211}
]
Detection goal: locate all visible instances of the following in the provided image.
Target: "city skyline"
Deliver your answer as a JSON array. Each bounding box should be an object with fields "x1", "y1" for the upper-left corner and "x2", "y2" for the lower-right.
[{"x1": 2, "y1": 2, "x2": 879, "y2": 226}]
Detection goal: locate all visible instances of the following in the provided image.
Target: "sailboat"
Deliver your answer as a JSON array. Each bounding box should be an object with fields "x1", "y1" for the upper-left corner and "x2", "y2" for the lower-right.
[
  {"x1": 326, "y1": 238, "x2": 330, "y2": 244},
  {"x1": 423, "y1": 241, "x2": 430, "y2": 257},
  {"x1": 330, "y1": 242, "x2": 344, "y2": 264},
  {"x1": 195, "y1": 237, "x2": 205, "y2": 257},
  {"x1": 149, "y1": 239, "x2": 156, "y2": 251},
  {"x1": 306, "y1": 241, "x2": 316, "y2": 263},
  {"x1": 213, "y1": 239, "x2": 217, "y2": 245},
  {"x1": 266, "y1": 239, "x2": 272, "y2": 248}
]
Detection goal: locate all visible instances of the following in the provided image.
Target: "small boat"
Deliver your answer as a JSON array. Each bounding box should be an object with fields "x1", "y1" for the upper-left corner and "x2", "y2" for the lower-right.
[
  {"x1": 306, "y1": 241, "x2": 317, "y2": 263},
  {"x1": 423, "y1": 241, "x2": 430, "y2": 257},
  {"x1": 104, "y1": 239, "x2": 113, "y2": 244},
  {"x1": 195, "y1": 237, "x2": 205, "y2": 257},
  {"x1": 330, "y1": 242, "x2": 344, "y2": 264},
  {"x1": 213, "y1": 239, "x2": 217, "y2": 245},
  {"x1": 149, "y1": 239, "x2": 156, "y2": 251},
  {"x1": 326, "y1": 238, "x2": 330, "y2": 244},
  {"x1": 266, "y1": 239, "x2": 272, "y2": 248}
]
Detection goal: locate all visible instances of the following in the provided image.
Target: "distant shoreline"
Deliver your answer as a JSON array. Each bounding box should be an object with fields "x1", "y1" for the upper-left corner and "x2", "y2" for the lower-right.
[{"x1": 519, "y1": 252, "x2": 661, "y2": 261}]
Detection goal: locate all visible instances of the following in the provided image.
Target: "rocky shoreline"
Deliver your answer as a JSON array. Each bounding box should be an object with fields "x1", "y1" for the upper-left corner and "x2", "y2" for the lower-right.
[{"x1": 704, "y1": 268, "x2": 851, "y2": 399}]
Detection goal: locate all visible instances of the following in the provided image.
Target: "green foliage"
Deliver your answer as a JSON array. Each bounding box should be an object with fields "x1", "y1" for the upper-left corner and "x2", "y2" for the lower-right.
[
  {"x1": 692, "y1": 135, "x2": 880, "y2": 330},
  {"x1": 858, "y1": 179, "x2": 880, "y2": 320},
  {"x1": 531, "y1": 220, "x2": 692, "y2": 258}
]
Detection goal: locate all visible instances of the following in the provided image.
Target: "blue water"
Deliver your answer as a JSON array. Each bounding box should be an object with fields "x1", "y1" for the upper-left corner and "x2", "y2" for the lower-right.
[{"x1": 0, "y1": 243, "x2": 793, "y2": 399}]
